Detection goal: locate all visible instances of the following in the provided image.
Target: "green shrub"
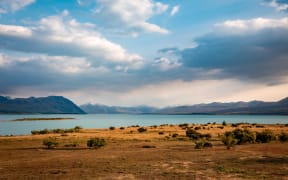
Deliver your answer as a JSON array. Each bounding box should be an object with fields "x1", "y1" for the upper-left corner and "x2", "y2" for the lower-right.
[
  {"x1": 87, "y1": 138, "x2": 106, "y2": 148},
  {"x1": 74, "y1": 126, "x2": 82, "y2": 132},
  {"x1": 279, "y1": 132, "x2": 288, "y2": 142},
  {"x1": 137, "y1": 127, "x2": 147, "y2": 133},
  {"x1": 222, "y1": 121, "x2": 227, "y2": 126},
  {"x1": 109, "y1": 126, "x2": 115, "y2": 130},
  {"x1": 222, "y1": 132, "x2": 238, "y2": 149},
  {"x1": 256, "y1": 130, "x2": 275, "y2": 143},
  {"x1": 232, "y1": 128, "x2": 255, "y2": 144},
  {"x1": 40, "y1": 128, "x2": 50, "y2": 134},
  {"x1": 172, "y1": 133, "x2": 178, "y2": 138},
  {"x1": 186, "y1": 128, "x2": 201, "y2": 140},
  {"x1": 43, "y1": 137, "x2": 58, "y2": 149},
  {"x1": 120, "y1": 127, "x2": 125, "y2": 130},
  {"x1": 158, "y1": 131, "x2": 164, "y2": 135},
  {"x1": 195, "y1": 140, "x2": 213, "y2": 149},
  {"x1": 31, "y1": 130, "x2": 40, "y2": 135}
]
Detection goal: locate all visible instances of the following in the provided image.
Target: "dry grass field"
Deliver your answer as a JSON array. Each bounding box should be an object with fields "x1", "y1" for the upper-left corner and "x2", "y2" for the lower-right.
[{"x1": 0, "y1": 123, "x2": 287, "y2": 179}]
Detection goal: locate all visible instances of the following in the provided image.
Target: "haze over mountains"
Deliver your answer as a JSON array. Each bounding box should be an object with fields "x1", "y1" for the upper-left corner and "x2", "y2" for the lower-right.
[{"x1": 0, "y1": 96, "x2": 287, "y2": 115}]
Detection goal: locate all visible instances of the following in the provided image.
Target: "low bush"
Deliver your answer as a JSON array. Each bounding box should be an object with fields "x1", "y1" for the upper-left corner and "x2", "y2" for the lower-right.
[
  {"x1": 43, "y1": 137, "x2": 58, "y2": 149},
  {"x1": 158, "y1": 131, "x2": 164, "y2": 135},
  {"x1": 195, "y1": 140, "x2": 213, "y2": 149},
  {"x1": 222, "y1": 121, "x2": 227, "y2": 126},
  {"x1": 222, "y1": 132, "x2": 238, "y2": 149},
  {"x1": 256, "y1": 130, "x2": 276, "y2": 143},
  {"x1": 232, "y1": 128, "x2": 255, "y2": 145},
  {"x1": 109, "y1": 126, "x2": 115, "y2": 130},
  {"x1": 87, "y1": 138, "x2": 106, "y2": 148},
  {"x1": 172, "y1": 133, "x2": 178, "y2": 138},
  {"x1": 120, "y1": 127, "x2": 125, "y2": 130},
  {"x1": 31, "y1": 130, "x2": 40, "y2": 135},
  {"x1": 186, "y1": 128, "x2": 201, "y2": 140},
  {"x1": 137, "y1": 127, "x2": 147, "y2": 133},
  {"x1": 279, "y1": 132, "x2": 288, "y2": 142},
  {"x1": 39, "y1": 128, "x2": 50, "y2": 134}
]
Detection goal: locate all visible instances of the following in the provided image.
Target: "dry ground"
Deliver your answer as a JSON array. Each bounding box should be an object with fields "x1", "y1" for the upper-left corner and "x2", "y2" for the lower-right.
[{"x1": 0, "y1": 123, "x2": 287, "y2": 180}]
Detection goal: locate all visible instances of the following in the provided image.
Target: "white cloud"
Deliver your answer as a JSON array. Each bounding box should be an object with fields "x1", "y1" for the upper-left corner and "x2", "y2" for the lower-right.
[
  {"x1": 0, "y1": 11, "x2": 144, "y2": 67},
  {"x1": 170, "y1": 5, "x2": 179, "y2": 16},
  {"x1": 94, "y1": 0, "x2": 169, "y2": 35},
  {"x1": 215, "y1": 17, "x2": 288, "y2": 33},
  {"x1": 265, "y1": 0, "x2": 288, "y2": 11},
  {"x1": 0, "y1": 24, "x2": 32, "y2": 37},
  {"x1": 0, "y1": 0, "x2": 35, "y2": 13},
  {"x1": 152, "y1": 57, "x2": 181, "y2": 71}
]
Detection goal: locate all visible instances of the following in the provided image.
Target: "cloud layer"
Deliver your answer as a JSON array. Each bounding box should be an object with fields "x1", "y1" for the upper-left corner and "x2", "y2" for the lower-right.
[{"x1": 0, "y1": 0, "x2": 35, "y2": 13}]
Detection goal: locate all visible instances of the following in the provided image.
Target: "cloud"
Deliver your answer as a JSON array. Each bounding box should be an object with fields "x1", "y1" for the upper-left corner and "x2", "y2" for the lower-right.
[
  {"x1": 215, "y1": 17, "x2": 288, "y2": 33},
  {"x1": 170, "y1": 5, "x2": 179, "y2": 16},
  {"x1": 177, "y1": 17, "x2": 288, "y2": 83},
  {"x1": 264, "y1": 0, "x2": 288, "y2": 11},
  {"x1": 152, "y1": 57, "x2": 181, "y2": 71},
  {"x1": 0, "y1": 0, "x2": 35, "y2": 13},
  {"x1": 94, "y1": 0, "x2": 169, "y2": 35},
  {"x1": 0, "y1": 11, "x2": 143, "y2": 68}
]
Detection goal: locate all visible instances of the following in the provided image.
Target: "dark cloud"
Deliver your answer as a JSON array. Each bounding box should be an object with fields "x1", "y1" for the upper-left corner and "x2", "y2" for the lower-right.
[{"x1": 178, "y1": 28, "x2": 288, "y2": 82}]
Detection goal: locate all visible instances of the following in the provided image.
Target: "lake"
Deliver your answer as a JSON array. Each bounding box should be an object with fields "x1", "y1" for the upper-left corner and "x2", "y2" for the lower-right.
[{"x1": 0, "y1": 114, "x2": 288, "y2": 135}]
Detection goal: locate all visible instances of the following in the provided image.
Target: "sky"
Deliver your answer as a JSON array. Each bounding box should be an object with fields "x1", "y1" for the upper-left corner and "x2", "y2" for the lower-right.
[{"x1": 0, "y1": 0, "x2": 288, "y2": 107}]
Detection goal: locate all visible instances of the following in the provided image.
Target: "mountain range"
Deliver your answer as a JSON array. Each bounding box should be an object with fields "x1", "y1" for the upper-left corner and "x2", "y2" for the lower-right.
[
  {"x1": 0, "y1": 96, "x2": 85, "y2": 114},
  {"x1": 81, "y1": 97, "x2": 288, "y2": 115},
  {"x1": 0, "y1": 95, "x2": 287, "y2": 115}
]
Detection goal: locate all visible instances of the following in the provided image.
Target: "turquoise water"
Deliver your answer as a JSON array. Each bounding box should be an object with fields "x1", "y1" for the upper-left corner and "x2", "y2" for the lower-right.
[{"x1": 0, "y1": 114, "x2": 287, "y2": 135}]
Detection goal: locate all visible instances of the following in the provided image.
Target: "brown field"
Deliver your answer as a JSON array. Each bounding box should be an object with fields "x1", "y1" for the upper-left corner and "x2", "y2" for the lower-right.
[{"x1": 0, "y1": 123, "x2": 287, "y2": 180}]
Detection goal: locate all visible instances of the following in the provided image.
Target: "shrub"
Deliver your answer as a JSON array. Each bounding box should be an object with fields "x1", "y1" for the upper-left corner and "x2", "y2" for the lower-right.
[
  {"x1": 87, "y1": 138, "x2": 106, "y2": 148},
  {"x1": 109, "y1": 126, "x2": 115, "y2": 130},
  {"x1": 74, "y1": 126, "x2": 82, "y2": 132},
  {"x1": 232, "y1": 128, "x2": 255, "y2": 144},
  {"x1": 31, "y1": 130, "x2": 40, "y2": 135},
  {"x1": 222, "y1": 121, "x2": 227, "y2": 126},
  {"x1": 194, "y1": 127, "x2": 201, "y2": 130},
  {"x1": 222, "y1": 132, "x2": 238, "y2": 149},
  {"x1": 43, "y1": 137, "x2": 58, "y2": 149},
  {"x1": 158, "y1": 131, "x2": 164, "y2": 135},
  {"x1": 186, "y1": 128, "x2": 201, "y2": 140},
  {"x1": 195, "y1": 140, "x2": 213, "y2": 149},
  {"x1": 279, "y1": 132, "x2": 288, "y2": 142},
  {"x1": 137, "y1": 127, "x2": 147, "y2": 133},
  {"x1": 172, "y1": 133, "x2": 178, "y2": 138},
  {"x1": 120, "y1": 127, "x2": 125, "y2": 130},
  {"x1": 256, "y1": 130, "x2": 276, "y2": 143},
  {"x1": 52, "y1": 128, "x2": 65, "y2": 134},
  {"x1": 40, "y1": 128, "x2": 50, "y2": 134}
]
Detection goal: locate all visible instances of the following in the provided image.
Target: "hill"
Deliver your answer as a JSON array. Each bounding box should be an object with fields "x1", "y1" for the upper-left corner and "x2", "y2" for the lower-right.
[
  {"x1": 81, "y1": 97, "x2": 288, "y2": 115},
  {"x1": 0, "y1": 96, "x2": 85, "y2": 114}
]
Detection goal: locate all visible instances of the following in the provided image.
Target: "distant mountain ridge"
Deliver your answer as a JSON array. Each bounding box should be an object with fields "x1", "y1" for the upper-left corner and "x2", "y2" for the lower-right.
[
  {"x1": 0, "y1": 96, "x2": 85, "y2": 114},
  {"x1": 81, "y1": 97, "x2": 288, "y2": 115}
]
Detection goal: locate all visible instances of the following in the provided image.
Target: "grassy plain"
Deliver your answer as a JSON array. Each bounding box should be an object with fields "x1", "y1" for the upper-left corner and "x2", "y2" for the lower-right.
[{"x1": 0, "y1": 123, "x2": 287, "y2": 179}]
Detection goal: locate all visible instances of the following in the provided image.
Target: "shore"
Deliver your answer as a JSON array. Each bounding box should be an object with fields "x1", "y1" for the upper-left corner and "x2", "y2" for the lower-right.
[{"x1": 0, "y1": 123, "x2": 287, "y2": 179}]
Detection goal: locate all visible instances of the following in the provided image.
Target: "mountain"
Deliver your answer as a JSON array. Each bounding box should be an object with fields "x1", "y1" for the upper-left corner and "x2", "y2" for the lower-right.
[
  {"x1": 0, "y1": 96, "x2": 85, "y2": 114},
  {"x1": 80, "y1": 104, "x2": 157, "y2": 114},
  {"x1": 81, "y1": 97, "x2": 288, "y2": 115},
  {"x1": 156, "y1": 98, "x2": 288, "y2": 115}
]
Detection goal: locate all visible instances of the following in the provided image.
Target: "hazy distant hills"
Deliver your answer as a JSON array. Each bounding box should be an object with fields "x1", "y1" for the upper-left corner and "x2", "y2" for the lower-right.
[
  {"x1": 0, "y1": 95, "x2": 287, "y2": 115},
  {"x1": 80, "y1": 104, "x2": 157, "y2": 114},
  {"x1": 81, "y1": 97, "x2": 288, "y2": 115},
  {"x1": 0, "y1": 96, "x2": 85, "y2": 114}
]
